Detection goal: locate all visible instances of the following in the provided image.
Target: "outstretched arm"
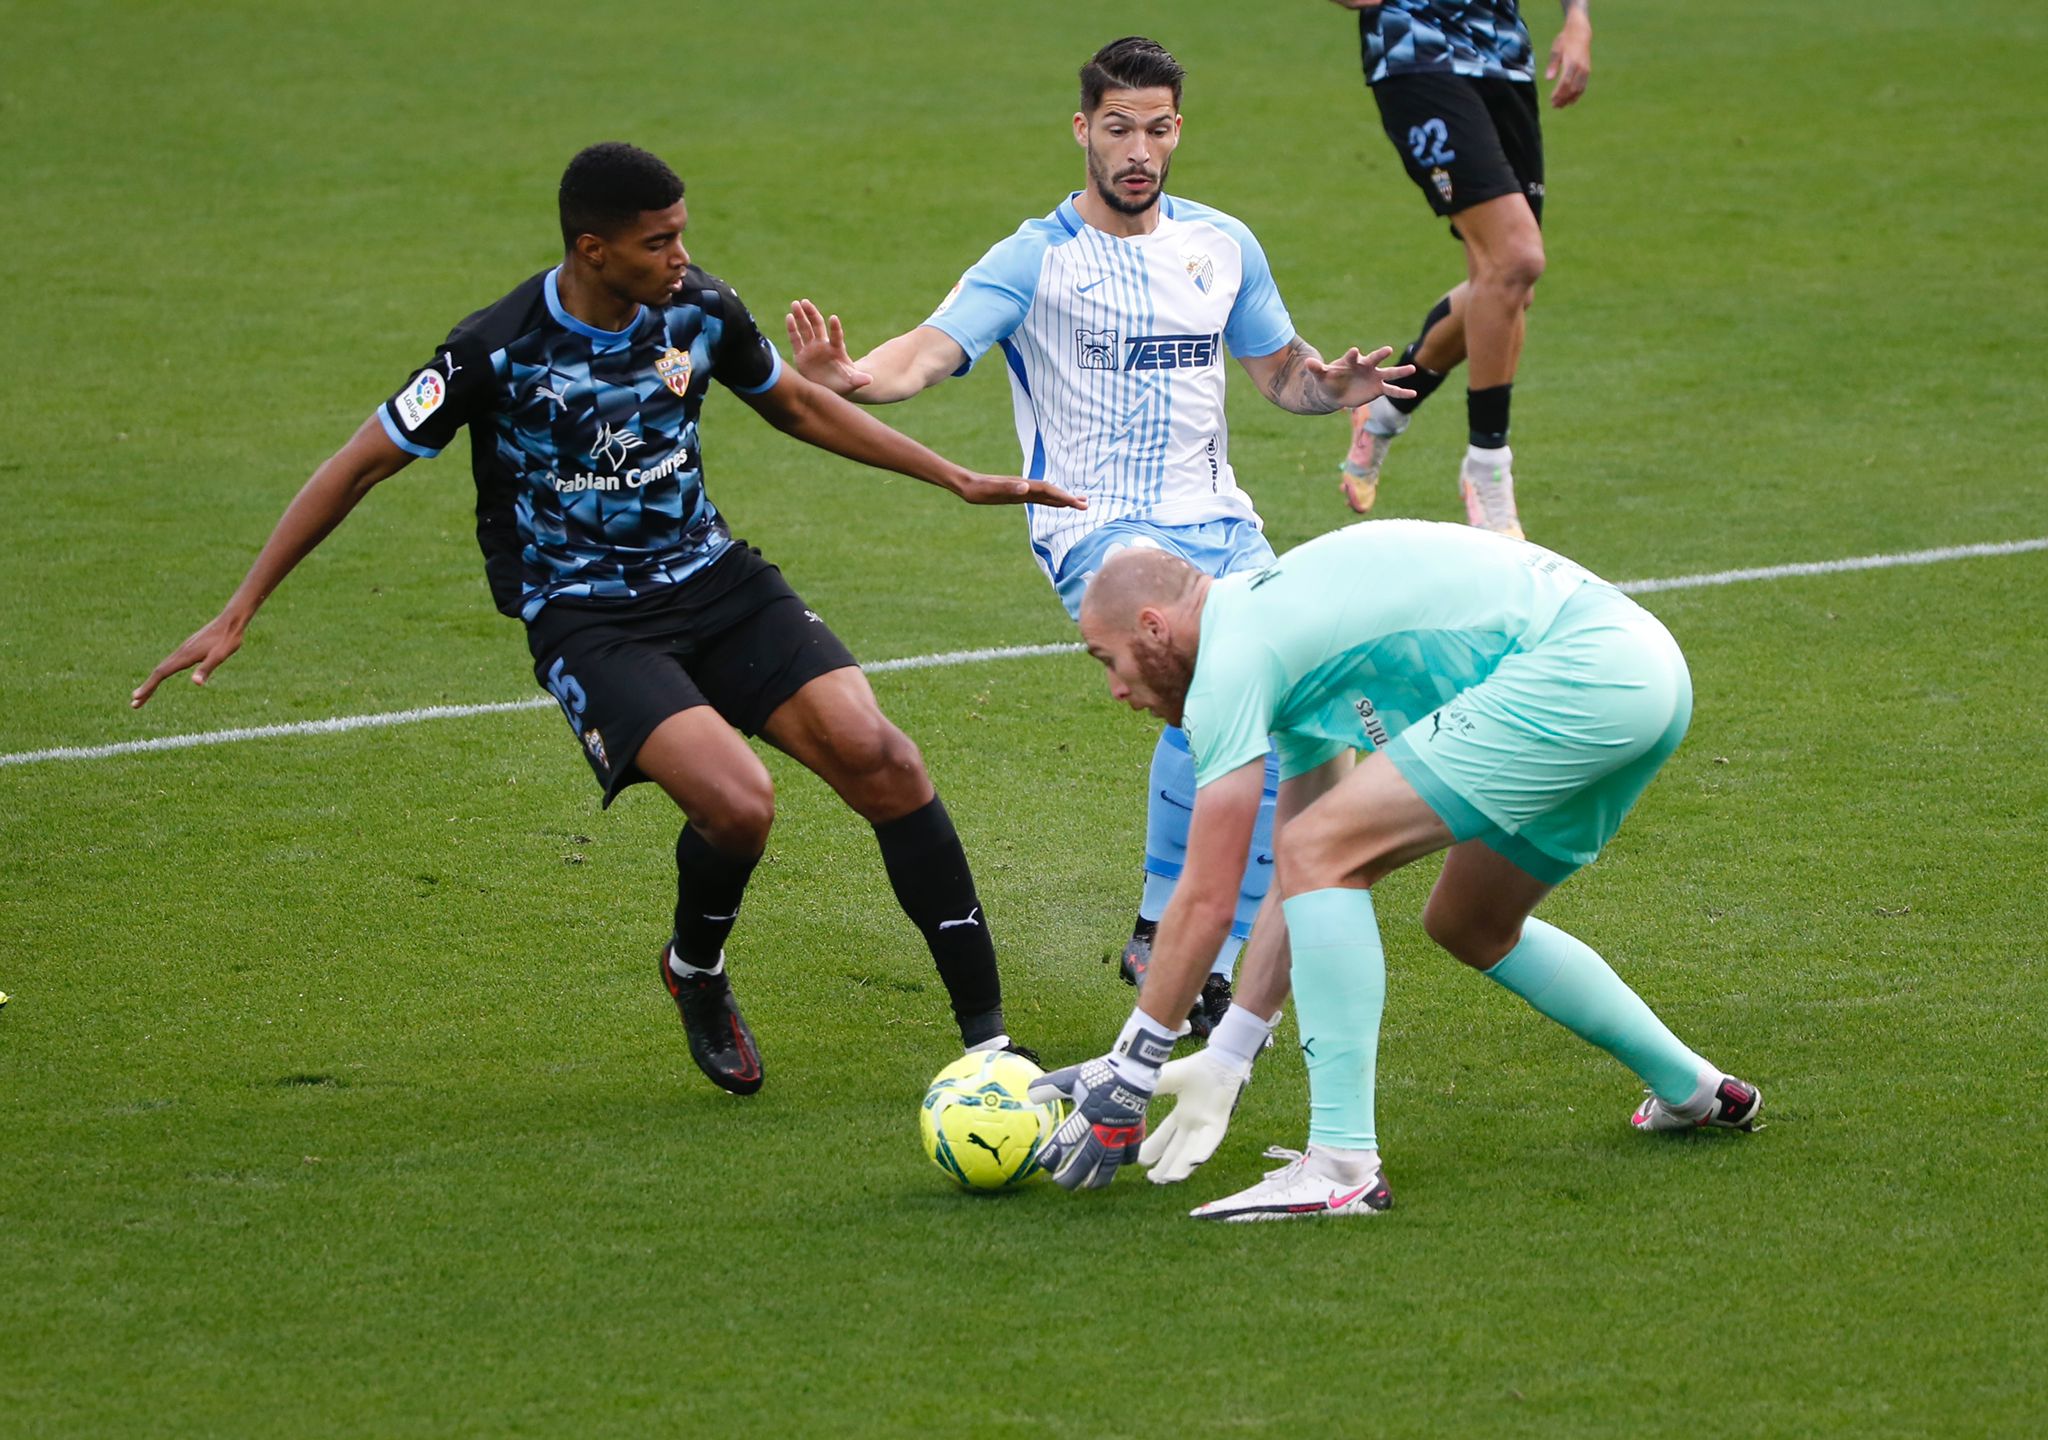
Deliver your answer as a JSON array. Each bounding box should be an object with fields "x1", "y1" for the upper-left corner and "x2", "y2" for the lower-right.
[
  {"x1": 131, "y1": 417, "x2": 415, "y2": 707},
  {"x1": 1239, "y1": 338, "x2": 1416, "y2": 416},
  {"x1": 739, "y1": 367, "x2": 1082, "y2": 509},
  {"x1": 785, "y1": 300, "x2": 968, "y2": 403}
]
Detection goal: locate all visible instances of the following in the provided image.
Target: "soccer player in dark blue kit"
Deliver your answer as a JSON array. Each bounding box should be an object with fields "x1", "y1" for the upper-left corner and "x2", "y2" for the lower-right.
[
  {"x1": 133, "y1": 143, "x2": 1083, "y2": 1095},
  {"x1": 1332, "y1": 0, "x2": 1594, "y2": 541}
]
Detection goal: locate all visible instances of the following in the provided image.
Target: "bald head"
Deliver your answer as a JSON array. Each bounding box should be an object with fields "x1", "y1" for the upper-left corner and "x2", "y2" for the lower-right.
[
  {"x1": 1078, "y1": 547, "x2": 1207, "y2": 724},
  {"x1": 1080, "y1": 546, "x2": 1202, "y2": 633}
]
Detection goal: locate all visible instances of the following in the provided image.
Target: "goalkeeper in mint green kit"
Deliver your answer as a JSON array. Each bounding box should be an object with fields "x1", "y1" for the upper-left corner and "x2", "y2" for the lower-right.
[{"x1": 1032, "y1": 519, "x2": 1761, "y2": 1216}]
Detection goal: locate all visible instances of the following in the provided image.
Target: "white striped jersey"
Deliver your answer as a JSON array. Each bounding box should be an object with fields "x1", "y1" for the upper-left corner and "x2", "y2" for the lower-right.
[{"x1": 922, "y1": 193, "x2": 1296, "y2": 579}]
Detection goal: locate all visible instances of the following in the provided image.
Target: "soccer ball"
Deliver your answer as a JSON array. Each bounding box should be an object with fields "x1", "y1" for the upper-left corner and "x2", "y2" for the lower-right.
[{"x1": 920, "y1": 1050, "x2": 1062, "y2": 1191}]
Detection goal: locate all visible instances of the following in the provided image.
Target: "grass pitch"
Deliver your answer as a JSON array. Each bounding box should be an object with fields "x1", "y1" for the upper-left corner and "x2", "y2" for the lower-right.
[{"x1": 3, "y1": 2, "x2": 2045, "y2": 1436}]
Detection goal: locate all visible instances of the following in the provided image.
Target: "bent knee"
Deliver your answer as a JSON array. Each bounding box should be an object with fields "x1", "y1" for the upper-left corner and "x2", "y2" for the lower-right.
[
  {"x1": 830, "y1": 713, "x2": 921, "y2": 779},
  {"x1": 696, "y1": 775, "x2": 775, "y2": 854},
  {"x1": 828, "y1": 717, "x2": 929, "y2": 812},
  {"x1": 1275, "y1": 821, "x2": 1357, "y2": 897},
  {"x1": 1476, "y1": 239, "x2": 1545, "y2": 297}
]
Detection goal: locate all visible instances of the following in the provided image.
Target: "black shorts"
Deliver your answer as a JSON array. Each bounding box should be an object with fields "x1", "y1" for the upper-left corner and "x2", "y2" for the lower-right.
[
  {"x1": 524, "y1": 543, "x2": 859, "y2": 805},
  {"x1": 1371, "y1": 72, "x2": 1545, "y2": 230}
]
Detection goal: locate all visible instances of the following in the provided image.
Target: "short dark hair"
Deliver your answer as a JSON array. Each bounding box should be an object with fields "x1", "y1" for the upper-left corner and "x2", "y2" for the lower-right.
[
  {"x1": 558, "y1": 142, "x2": 685, "y2": 248},
  {"x1": 1079, "y1": 36, "x2": 1184, "y2": 115}
]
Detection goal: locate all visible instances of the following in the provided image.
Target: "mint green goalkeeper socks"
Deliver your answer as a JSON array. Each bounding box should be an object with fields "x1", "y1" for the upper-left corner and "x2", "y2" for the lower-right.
[
  {"x1": 1282, "y1": 887, "x2": 1385, "y2": 1151},
  {"x1": 1483, "y1": 918, "x2": 1709, "y2": 1104}
]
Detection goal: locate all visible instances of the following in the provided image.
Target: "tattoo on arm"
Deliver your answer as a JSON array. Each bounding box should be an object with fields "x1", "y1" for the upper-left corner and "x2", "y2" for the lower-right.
[{"x1": 1262, "y1": 338, "x2": 1339, "y2": 416}]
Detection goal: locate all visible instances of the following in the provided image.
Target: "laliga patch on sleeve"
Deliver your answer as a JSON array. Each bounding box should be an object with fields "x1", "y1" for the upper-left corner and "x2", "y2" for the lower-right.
[
  {"x1": 394, "y1": 369, "x2": 447, "y2": 430},
  {"x1": 931, "y1": 278, "x2": 964, "y2": 318}
]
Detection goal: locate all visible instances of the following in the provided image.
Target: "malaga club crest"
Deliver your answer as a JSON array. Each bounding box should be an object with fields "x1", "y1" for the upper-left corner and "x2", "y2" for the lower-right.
[
  {"x1": 582, "y1": 726, "x2": 609, "y2": 771},
  {"x1": 1182, "y1": 250, "x2": 1215, "y2": 294},
  {"x1": 655, "y1": 347, "x2": 694, "y2": 399},
  {"x1": 1430, "y1": 166, "x2": 1454, "y2": 206}
]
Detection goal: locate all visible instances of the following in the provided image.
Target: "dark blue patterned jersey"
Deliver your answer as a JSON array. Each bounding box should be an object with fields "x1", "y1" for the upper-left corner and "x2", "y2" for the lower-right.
[
  {"x1": 1360, "y1": 0, "x2": 1535, "y2": 84},
  {"x1": 375, "y1": 265, "x2": 784, "y2": 620}
]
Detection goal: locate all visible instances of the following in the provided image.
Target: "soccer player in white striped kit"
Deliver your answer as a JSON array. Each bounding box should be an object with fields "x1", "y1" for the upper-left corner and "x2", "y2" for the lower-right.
[{"x1": 787, "y1": 36, "x2": 1413, "y2": 1034}]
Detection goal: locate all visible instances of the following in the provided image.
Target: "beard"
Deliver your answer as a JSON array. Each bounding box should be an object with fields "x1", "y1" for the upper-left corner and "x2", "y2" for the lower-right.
[
  {"x1": 1087, "y1": 146, "x2": 1171, "y2": 217},
  {"x1": 1131, "y1": 630, "x2": 1194, "y2": 723}
]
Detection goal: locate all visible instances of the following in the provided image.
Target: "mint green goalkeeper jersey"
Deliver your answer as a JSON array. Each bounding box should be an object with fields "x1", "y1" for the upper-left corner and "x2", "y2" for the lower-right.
[{"x1": 1181, "y1": 520, "x2": 1605, "y2": 787}]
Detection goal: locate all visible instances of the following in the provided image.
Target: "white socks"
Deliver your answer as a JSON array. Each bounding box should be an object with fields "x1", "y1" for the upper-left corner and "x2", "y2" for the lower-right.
[{"x1": 666, "y1": 947, "x2": 725, "y2": 979}]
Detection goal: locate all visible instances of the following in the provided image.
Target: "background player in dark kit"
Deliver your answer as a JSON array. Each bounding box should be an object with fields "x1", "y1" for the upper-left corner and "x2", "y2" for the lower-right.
[
  {"x1": 1334, "y1": 0, "x2": 1592, "y2": 541},
  {"x1": 134, "y1": 143, "x2": 1084, "y2": 1095}
]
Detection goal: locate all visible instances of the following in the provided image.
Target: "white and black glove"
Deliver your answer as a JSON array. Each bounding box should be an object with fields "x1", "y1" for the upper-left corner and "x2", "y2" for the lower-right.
[{"x1": 1138, "y1": 1004, "x2": 1277, "y2": 1184}]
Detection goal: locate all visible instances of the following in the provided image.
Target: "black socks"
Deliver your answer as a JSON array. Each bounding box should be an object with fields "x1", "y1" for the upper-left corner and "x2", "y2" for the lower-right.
[
  {"x1": 1467, "y1": 383, "x2": 1513, "y2": 450},
  {"x1": 1390, "y1": 293, "x2": 1456, "y2": 415},
  {"x1": 873, "y1": 795, "x2": 1005, "y2": 1047},
  {"x1": 671, "y1": 824, "x2": 761, "y2": 969}
]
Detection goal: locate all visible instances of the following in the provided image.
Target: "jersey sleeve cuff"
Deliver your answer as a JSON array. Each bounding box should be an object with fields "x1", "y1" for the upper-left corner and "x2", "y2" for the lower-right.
[
  {"x1": 724, "y1": 348, "x2": 784, "y2": 396},
  {"x1": 376, "y1": 406, "x2": 442, "y2": 459},
  {"x1": 1228, "y1": 325, "x2": 1297, "y2": 362},
  {"x1": 922, "y1": 317, "x2": 983, "y2": 378},
  {"x1": 1273, "y1": 736, "x2": 1349, "y2": 784}
]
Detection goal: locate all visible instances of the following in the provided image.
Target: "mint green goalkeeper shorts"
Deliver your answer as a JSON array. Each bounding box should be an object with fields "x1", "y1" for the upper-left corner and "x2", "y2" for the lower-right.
[{"x1": 1383, "y1": 584, "x2": 1692, "y2": 885}]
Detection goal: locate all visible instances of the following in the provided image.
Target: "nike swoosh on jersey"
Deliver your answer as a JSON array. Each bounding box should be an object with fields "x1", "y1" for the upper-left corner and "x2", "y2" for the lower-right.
[{"x1": 1076, "y1": 276, "x2": 1110, "y2": 294}]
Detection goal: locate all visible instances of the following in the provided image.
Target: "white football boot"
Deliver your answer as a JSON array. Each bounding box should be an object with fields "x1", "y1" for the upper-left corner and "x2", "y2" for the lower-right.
[
  {"x1": 1458, "y1": 443, "x2": 1525, "y2": 540},
  {"x1": 1189, "y1": 1146, "x2": 1392, "y2": 1222},
  {"x1": 1631, "y1": 1074, "x2": 1763, "y2": 1132}
]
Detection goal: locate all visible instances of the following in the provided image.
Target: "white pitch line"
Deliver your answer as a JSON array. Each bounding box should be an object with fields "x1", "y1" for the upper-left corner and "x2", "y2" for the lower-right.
[
  {"x1": 6, "y1": 537, "x2": 2043, "y2": 770},
  {"x1": 865, "y1": 641, "x2": 1081, "y2": 674},
  {"x1": 1613, "y1": 536, "x2": 2048, "y2": 595},
  {"x1": 2, "y1": 699, "x2": 559, "y2": 768}
]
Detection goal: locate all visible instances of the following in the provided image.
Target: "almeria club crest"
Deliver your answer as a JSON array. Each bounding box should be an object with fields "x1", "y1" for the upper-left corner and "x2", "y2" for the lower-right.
[{"x1": 655, "y1": 347, "x2": 693, "y2": 399}]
